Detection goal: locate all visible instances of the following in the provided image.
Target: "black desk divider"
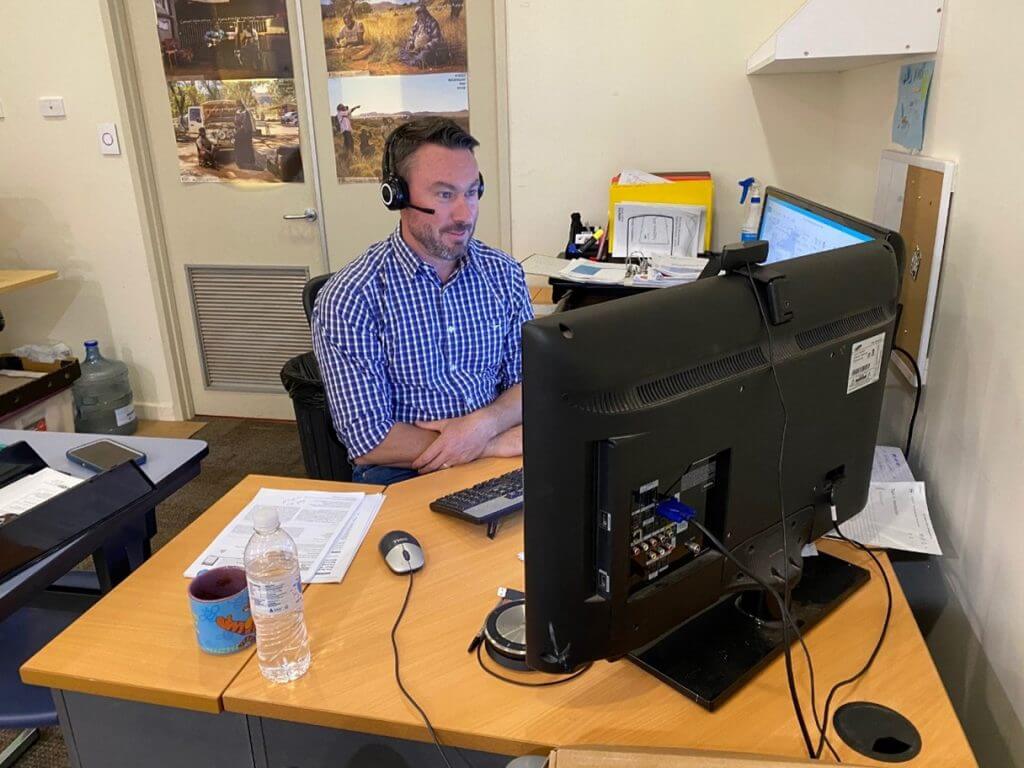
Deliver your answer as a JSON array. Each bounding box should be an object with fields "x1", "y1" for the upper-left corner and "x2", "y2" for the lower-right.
[{"x1": 0, "y1": 444, "x2": 155, "y2": 583}]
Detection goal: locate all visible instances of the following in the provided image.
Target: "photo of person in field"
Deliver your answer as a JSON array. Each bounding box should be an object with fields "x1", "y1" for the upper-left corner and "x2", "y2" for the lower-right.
[
  {"x1": 327, "y1": 72, "x2": 469, "y2": 181},
  {"x1": 321, "y1": 0, "x2": 467, "y2": 77}
]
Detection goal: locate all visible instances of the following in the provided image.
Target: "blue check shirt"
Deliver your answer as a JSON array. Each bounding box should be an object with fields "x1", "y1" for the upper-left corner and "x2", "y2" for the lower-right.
[{"x1": 312, "y1": 227, "x2": 534, "y2": 459}]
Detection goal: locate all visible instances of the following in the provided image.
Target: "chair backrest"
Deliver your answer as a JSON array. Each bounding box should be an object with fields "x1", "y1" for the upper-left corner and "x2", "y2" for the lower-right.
[{"x1": 302, "y1": 273, "x2": 333, "y2": 326}]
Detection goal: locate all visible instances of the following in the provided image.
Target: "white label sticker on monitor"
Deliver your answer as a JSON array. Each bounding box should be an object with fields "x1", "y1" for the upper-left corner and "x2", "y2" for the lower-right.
[{"x1": 847, "y1": 333, "x2": 886, "y2": 394}]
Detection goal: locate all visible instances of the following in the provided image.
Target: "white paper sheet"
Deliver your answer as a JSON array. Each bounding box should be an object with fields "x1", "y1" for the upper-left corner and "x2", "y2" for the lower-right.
[
  {"x1": 872, "y1": 445, "x2": 915, "y2": 483},
  {"x1": 184, "y1": 488, "x2": 367, "y2": 582},
  {"x1": 558, "y1": 259, "x2": 628, "y2": 284},
  {"x1": 830, "y1": 482, "x2": 941, "y2": 555},
  {"x1": 309, "y1": 493, "x2": 384, "y2": 583},
  {"x1": 612, "y1": 202, "x2": 707, "y2": 262},
  {"x1": 0, "y1": 468, "x2": 84, "y2": 524},
  {"x1": 617, "y1": 169, "x2": 670, "y2": 185}
]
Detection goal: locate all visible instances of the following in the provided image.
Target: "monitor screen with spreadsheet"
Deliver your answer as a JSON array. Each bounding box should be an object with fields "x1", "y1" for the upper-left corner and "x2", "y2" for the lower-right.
[{"x1": 758, "y1": 190, "x2": 875, "y2": 264}]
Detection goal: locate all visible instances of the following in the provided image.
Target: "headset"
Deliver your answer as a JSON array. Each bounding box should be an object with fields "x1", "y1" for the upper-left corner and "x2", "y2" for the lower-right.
[{"x1": 379, "y1": 122, "x2": 484, "y2": 215}]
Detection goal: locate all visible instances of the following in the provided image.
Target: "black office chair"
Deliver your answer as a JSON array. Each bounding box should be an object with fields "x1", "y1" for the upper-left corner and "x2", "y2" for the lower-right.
[
  {"x1": 302, "y1": 273, "x2": 332, "y2": 324},
  {"x1": 283, "y1": 273, "x2": 352, "y2": 482}
]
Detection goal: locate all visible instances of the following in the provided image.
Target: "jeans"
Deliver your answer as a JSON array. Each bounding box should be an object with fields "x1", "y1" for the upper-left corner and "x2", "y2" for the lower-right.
[{"x1": 351, "y1": 464, "x2": 418, "y2": 485}]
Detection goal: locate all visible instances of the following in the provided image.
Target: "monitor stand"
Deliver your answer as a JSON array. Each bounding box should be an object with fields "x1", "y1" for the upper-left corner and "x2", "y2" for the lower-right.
[{"x1": 627, "y1": 551, "x2": 870, "y2": 711}]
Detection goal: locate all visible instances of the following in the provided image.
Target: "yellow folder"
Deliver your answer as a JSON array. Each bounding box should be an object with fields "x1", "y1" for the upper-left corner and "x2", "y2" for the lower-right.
[{"x1": 607, "y1": 172, "x2": 714, "y2": 255}]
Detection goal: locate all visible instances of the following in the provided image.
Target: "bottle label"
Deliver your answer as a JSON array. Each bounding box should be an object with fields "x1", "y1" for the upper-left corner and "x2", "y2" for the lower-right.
[
  {"x1": 249, "y1": 575, "x2": 303, "y2": 618},
  {"x1": 114, "y1": 404, "x2": 136, "y2": 426}
]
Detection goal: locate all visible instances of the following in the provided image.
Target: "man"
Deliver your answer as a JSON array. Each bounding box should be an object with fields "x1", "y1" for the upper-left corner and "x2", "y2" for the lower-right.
[
  {"x1": 336, "y1": 12, "x2": 365, "y2": 47},
  {"x1": 195, "y1": 127, "x2": 217, "y2": 169},
  {"x1": 398, "y1": 3, "x2": 443, "y2": 69},
  {"x1": 335, "y1": 103, "x2": 360, "y2": 153},
  {"x1": 233, "y1": 101, "x2": 256, "y2": 169},
  {"x1": 312, "y1": 118, "x2": 531, "y2": 485}
]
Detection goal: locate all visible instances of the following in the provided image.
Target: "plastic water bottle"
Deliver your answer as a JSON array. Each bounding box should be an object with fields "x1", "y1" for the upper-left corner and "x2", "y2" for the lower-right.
[
  {"x1": 243, "y1": 507, "x2": 311, "y2": 683},
  {"x1": 738, "y1": 177, "x2": 762, "y2": 242},
  {"x1": 72, "y1": 340, "x2": 138, "y2": 435}
]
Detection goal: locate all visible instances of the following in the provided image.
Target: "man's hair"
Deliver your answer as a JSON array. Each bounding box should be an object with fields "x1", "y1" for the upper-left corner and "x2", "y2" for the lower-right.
[{"x1": 387, "y1": 118, "x2": 478, "y2": 179}]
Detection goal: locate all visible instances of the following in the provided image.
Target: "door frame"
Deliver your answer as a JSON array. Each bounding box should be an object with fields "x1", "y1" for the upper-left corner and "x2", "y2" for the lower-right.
[{"x1": 100, "y1": 0, "x2": 514, "y2": 420}]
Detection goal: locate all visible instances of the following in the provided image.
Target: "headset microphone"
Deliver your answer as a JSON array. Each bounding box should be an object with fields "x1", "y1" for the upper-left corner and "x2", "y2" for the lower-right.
[{"x1": 407, "y1": 203, "x2": 436, "y2": 215}]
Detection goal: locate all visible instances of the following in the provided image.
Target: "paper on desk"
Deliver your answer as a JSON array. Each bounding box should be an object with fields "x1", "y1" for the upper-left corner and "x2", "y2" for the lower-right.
[
  {"x1": 184, "y1": 488, "x2": 366, "y2": 582},
  {"x1": 613, "y1": 202, "x2": 706, "y2": 262},
  {"x1": 829, "y1": 482, "x2": 941, "y2": 555},
  {"x1": 558, "y1": 258, "x2": 628, "y2": 284},
  {"x1": 872, "y1": 445, "x2": 915, "y2": 483},
  {"x1": 309, "y1": 493, "x2": 384, "y2": 583},
  {"x1": 0, "y1": 467, "x2": 83, "y2": 524},
  {"x1": 632, "y1": 256, "x2": 706, "y2": 287},
  {"x1": 617, "y1": 169, "x2": 670, "y2": 185}
]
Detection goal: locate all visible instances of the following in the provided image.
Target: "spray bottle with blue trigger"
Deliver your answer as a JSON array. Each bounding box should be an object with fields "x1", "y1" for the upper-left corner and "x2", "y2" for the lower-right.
[{"x1": 738, "y1": 177, "x2": 762, "y2": 242}]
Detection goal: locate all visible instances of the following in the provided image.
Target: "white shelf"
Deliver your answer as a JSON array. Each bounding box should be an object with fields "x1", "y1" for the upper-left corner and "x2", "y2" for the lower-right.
[{"x1": 748, "y1": 0, "x2": 944, "y2": 75}]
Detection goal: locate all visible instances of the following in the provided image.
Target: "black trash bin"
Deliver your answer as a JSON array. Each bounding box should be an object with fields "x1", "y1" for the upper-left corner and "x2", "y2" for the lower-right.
[{"x1": 281, "y1": 352, "x2": 352, "y2": 482}]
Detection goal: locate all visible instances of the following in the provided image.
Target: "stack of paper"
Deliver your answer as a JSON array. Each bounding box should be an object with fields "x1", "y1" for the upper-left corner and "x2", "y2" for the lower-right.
[
  {"x1": 825, "y1": 445, "x2": 941, "y2": 556},
  {"x1": 0, "y1": 468, "x2": 83, "y2": 526},
  {"x1": 184, "y1": 488, "x2": 384, "y2": 583},
  {"x1": 612, "y1": 202, "x2": 707, "y2": 263},
  {"x1": 632, "y1": 256, "x2": 706, "y2": 287}
]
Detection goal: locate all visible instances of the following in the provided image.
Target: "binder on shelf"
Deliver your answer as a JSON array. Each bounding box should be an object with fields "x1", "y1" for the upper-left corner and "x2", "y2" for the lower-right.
[
  {"x1": 0, "y1": 442, "x2": 155, "y2": 583},
  {"x1": 607, "y1": 171, "x2": 715, "y2": 256}
]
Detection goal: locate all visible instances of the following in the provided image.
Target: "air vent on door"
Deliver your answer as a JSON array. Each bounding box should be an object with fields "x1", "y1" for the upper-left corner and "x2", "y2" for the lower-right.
[{"x1": 186, "y1": 265, "x2": 311, "y2": 392}]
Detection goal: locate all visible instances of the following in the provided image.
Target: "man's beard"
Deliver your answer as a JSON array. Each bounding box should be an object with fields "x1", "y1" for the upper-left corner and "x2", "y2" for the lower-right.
[{"x1": 408, "y1": 219, "x2": 474, "y2": 262}]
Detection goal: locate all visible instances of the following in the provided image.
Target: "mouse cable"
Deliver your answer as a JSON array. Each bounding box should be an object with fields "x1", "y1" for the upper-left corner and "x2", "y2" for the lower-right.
[
  {"x1": 812, "y1": 516, "x2": 894, "y2": 759},
  {"x1": 474, "y1": 643, "x2": 592, "y2": 687},
  {"x1": 391, "y1": 571, "x2": 456, "y2": 768}
]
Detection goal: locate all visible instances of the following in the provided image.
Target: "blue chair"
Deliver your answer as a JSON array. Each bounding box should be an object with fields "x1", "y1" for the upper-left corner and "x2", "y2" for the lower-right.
[{"x1": 0, "y1": 573, "x2": 100, "y2": 767}]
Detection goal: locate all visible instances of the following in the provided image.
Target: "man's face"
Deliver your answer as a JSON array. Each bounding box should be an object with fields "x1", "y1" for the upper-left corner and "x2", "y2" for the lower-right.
[
  {"x1": 343, "y1": 15, "x2": 354, "y2": 26},
  {"x1": 401, "y1": 144, "x2": 480, "y2": 263}
]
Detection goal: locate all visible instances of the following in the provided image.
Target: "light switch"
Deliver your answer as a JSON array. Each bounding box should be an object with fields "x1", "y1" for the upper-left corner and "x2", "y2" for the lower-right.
[
  {"x1": 39, "y1": 97, "x2": 66, "y2": 117},
  {"x1": 98, "y1": 123, "x2": 121, "y2": 156}
]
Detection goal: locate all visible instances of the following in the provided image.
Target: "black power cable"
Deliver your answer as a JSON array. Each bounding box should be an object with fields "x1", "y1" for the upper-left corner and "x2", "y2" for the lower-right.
[
  {"x1": 742, "y1": 269, "x2": 817, "y2": 760},
  {"x1": 391, "y1": 570, "x2": 456, "y2": 768},
  {"x1": 474, "y1": 644, "x2": 592, "y2": 687},
  {"x1": 891, "y1": 346, "x2": 922, "y2": 457},
  {"x1": 813, "y1": 514, "x2": 894, "y2": 759}
]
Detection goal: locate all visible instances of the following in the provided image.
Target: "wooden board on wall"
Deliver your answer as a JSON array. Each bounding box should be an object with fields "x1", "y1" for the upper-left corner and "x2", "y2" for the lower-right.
[{"x1": 895, "y1": 165, "x2": 943, "y2": 357}]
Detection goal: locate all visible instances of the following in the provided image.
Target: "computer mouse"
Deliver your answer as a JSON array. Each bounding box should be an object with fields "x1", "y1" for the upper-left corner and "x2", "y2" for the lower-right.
[{"x1": 378, "y1": 530, "x2": 424, "y2": 574}]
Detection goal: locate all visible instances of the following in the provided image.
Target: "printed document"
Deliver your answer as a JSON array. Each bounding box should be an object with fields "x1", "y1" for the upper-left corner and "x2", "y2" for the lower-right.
[
  {"x1": 829, "y1": 481, "x2": 941, "y2": 556},
  {"x1": 0, "y1": 468, "x2": 84, "y2": 525},
  {"x1": 872, "y1": 445, "x2": 915, "y2": 483},
  {"x1": 309, "y1": 493, "x2": 384, "y2": 583},
  {"x1": 612, "y1": 202, "x2": 707, "y2": 262},
  {"x1": 184, "y1": 488, "x2": 374, "y2": 582}
]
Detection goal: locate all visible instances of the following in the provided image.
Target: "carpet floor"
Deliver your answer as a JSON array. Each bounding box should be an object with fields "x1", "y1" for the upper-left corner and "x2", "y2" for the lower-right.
[{"x1": 1, "y1": 416, "x2": 308, "y2": 768}]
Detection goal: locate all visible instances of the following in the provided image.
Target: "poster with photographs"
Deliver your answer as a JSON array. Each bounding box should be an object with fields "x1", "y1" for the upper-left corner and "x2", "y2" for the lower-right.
[
  {"x1": 154, "y1": 0, "x2": 302, "y2": 184},
  {"x1": 321, "y1": 0, "x2": 470, "y2": 182}
]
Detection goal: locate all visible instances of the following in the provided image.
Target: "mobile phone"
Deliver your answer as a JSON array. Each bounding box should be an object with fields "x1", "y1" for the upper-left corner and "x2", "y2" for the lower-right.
[{"x1": 67, "y1": 439, "x2": 147, "y2": 473}]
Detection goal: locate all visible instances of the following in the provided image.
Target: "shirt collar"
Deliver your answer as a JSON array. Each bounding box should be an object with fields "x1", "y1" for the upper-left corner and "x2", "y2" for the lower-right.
[{"x1": 390, "y1": 225, "x2": 479, "y2": 281}]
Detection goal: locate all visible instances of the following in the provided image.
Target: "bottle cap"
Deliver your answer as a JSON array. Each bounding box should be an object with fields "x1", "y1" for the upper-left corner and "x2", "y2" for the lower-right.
[
  {"x1": 84, "y1": 340, "x2": 98, "y2": 348},
  {"x1": 251, "y1": 507, "x2": 280, "y2": 533}
]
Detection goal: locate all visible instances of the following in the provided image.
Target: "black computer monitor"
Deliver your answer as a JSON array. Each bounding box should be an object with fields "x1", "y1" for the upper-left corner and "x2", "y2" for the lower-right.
[
  {"x1": 521, "y1": 228, "x2": 902, "y2": 708},
  {"x1": 757, "y1": 186, "x2": 900, "y2": 265}
]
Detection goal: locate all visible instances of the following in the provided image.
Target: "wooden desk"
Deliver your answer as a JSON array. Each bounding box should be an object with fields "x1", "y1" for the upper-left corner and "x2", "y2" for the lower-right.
[
  {"x1": 21, "y1": 475, "x2": 382, "y2": 713},
  {"x1": 222, "y1": 462, "x2": 975, "y2": 767},
  {"x1": 23, "y1": 464, "x2": 976, "y2": 768},
  {"x1": 0, "y1": 269, "x2": 57, "y2": 294}
]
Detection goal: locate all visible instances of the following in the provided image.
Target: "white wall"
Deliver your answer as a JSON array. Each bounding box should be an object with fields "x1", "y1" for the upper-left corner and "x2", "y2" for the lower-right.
[
  {"x1": 504, "y1": 0, "x2": 841, "y2": 259},
  {"x1": 827, "y1": 1, "x2": 1024, "y2": 764},
  {"x1": 0, "y1": 0, "x2": 180, "y2": 420}
]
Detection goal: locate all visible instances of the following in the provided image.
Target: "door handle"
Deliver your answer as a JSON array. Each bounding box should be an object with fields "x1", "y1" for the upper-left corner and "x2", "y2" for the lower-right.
[{"x1": 283, "y1": 208, "x2": 318, "y2": 222}]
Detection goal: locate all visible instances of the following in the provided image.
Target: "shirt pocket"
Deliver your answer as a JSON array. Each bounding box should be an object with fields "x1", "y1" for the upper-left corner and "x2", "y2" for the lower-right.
[{"x1": 466, "y1": 313, "x2": 505, "y2": 375}]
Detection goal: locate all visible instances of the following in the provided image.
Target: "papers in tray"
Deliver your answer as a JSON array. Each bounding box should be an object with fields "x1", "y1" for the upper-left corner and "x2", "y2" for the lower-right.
[
  {"x1": 612, "y1": 201, "x2": 707, "y2": 262},
  {"x1": 184, "y1": 488, "x2": 383, "y2": 583},
  {"x1": 825, "y1": 446, "x2": 941, "y2": 555},
  {"x1": 0, "y1": 468, "x2": 83, "y2": 525}
]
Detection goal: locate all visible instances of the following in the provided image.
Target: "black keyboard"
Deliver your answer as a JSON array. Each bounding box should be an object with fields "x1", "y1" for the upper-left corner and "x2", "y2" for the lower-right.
[{"x1": 430, "y1": 468, "x2": 524, "y2": 524}]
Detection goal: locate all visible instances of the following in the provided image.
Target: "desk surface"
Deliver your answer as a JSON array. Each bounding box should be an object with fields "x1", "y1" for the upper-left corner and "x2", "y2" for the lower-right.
[
  {"x1": 25, "y1": 462, "x2": 976, "y2": 765},
  {"x1": 0, "y1": 269, "x2": 58, "y2": 294},
  {"x1": 21, "y1": 474, "x2": 383, "y2": 713}
]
